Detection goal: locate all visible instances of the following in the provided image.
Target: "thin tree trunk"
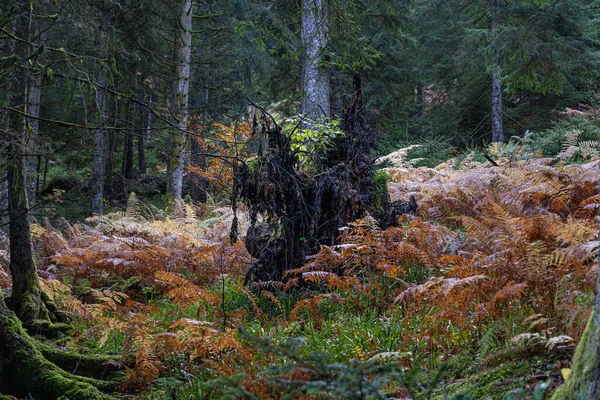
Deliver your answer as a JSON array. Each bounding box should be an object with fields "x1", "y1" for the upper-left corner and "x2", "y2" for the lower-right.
[
  {"x1": 1, "y1": 175, "x2": 7, "y2": 225},
  {"x1": 24, "y1": 1, "x2": 48, "y2": 215},
  {"x1": 490, "y1": 0, "x2": 504, "y2": 143},
  {"x1": 122, "y1": 103, "x2": 134, "y2": 181},
  {"x1": 168, "y1": 0, "x2": 193, "y2": 200},
  {"x1": 104, "y1": 128, "x2": 115, "y2": 202},
  {"x1": 301, "y1": 0, "x2": 330, "y2": 122},
  {"x1": 138, "y1": 86, "x2": 152, "y2": 175},
  {"x1": 91, "y1": 2, "x2": 112, "y2": 215},
  {"x1": 25, "y1": 74, "x2": 41, "y2": 215},
  {"x1": 414, "y1": 86, "x2": 423, "y2": 118}
]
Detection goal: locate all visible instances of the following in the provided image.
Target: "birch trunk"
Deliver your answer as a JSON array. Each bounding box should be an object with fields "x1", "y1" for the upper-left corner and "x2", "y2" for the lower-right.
[
  {"x1": 490, "y1": 0, "x2": 504, "y2": 143},
  {"x1": 301, "y1": 0, "x2": 330, "y2": 122},
  {"x1": 168, "y1": 0, "x2": 192, "y2": 200}
]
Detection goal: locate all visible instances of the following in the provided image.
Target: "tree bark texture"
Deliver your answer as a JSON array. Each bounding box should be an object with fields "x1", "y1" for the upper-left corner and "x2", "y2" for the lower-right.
[
  {"x1": 91, "y1": 2, "x2": 112, "y2": 215},
  {"x1": 24, "y1": 1, "x2": 49, "y2": 214},
  {"x1": 4, "y1": 0, "x2": 52, "y2": 325},
  {"x1": 138, "y1": 88, "x2": 152, "y2": 175},
  {"x1": 168, "y1": 0, "x2": 192, "y2": 200},
  {"x1": 122, "y1": 103, "x2": 134, "y2": 181},
  {"x1": 490, "y1": 0, "x2": 504, "y2": 143},
  {"x1": 301, "y1": 0, "x2": 330, "y2": 122}
]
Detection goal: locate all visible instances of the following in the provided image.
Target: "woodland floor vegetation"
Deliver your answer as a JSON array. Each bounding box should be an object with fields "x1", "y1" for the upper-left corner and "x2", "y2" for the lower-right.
[{"x1": 1, "y1": 114, "x2": 598, "y2": 399}]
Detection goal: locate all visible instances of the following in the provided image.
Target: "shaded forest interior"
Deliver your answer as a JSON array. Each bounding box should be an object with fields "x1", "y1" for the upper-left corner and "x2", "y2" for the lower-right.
[{"x1": 1, "y1": 0, "x2": 600, "y2": 399}]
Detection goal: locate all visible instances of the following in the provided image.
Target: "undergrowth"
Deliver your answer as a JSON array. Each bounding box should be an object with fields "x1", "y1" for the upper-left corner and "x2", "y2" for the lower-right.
[{"x1": 0, "y1": 129, "x2": 598, "y2": 398}]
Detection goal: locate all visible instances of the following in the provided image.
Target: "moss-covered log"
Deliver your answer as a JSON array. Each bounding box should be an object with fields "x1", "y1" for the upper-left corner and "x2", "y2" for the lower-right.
[{"x1": 0, "y1": 294, "x2": 117, "y2": 400}]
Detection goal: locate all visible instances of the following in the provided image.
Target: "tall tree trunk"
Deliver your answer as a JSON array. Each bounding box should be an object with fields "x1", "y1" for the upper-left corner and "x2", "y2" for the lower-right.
[
  {"x1": 122, "y1": 103, "x2": 134, "y2": 181},
  {"x1": 301, "y1": 0, "x2": 330, "y2": 122},
  {"x1": 104, "y1": 120, "x2": 115, "y2": 203},
  {"x1": 138, "y1": 86, "x2": 152, "y2": 175},
  {"x1": 490, "y1": 0, "x2": 504, "y2": 143},
  {"x1": 5, "y1": 0, "x2": 53, "y2": 326},
  {"x1": 24, "y1": 1, "x2": 48, "y2": 215},
  {"x1": 414, "y1": 86, "x2": 423, "y2": 119},
  {"x1": 168, "y1": 0, "x2": 192, "y2": 200},
  {"x1": 91, "y1": 2, "x2": 112, "y2": 215},
  {"x1": 0, "y1": 175, "x2": 7, "y2": 226}
]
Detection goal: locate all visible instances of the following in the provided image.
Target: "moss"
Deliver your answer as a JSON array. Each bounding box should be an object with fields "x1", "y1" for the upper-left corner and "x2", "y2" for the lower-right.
[
  {"x1": 38, "y1": 342, "x2": 123, "y2": 380},
  {"x1": 29, "y1": 319, "x2": 74, "y2": 337},
  {"x1": 551, "y1": 312, "x2": 600, "y2": 400},
  {"x1": 368, "y1": 169, "x2": 390, "y2": 218},
  {"x1": 246, "y1": 156, "x2": 261, "y2": 174},
  {"x1": 1, "y1": 301, "x2": 118, "y2": 399},
  {"x1": 429, "y1": 357, "x2": 554, "y2": 400}
]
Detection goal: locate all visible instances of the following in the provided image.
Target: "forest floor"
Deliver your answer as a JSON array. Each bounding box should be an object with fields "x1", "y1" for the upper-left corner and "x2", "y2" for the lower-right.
[{"x1": 1, "y1": 154, "x2": 598, "y2": 399}]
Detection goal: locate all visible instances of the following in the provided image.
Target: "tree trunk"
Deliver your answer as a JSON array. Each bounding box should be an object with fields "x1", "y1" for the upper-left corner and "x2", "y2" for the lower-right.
[
  {"x1": 24, "y1": 1, "x2": 48, "y2": 215},
  {"x1": 168, "y1": 0, "x2": 193, "y2": 200},
  {"x1": 138, "y1": 87, "x2": 152, "y2": 175},
  {"x1": 4, "y1": 0, "x2": 54, "y2": 327},
  {"x1": 0, "y1": 292, "x2": 116, "y2": 399},
  {"x1": 490, "y1": 0, "x2": 504, "y2": 143},
  {"x1": 104, "y1": 128, "x2": 115, "y2": 203},
  {"x1": 301, "y1": 0, "x2": 330, "y2": 122},
  {"x1": 122, "y1": 103, "x2": 134, "y2": 181},
  {"x1": 92, "y1": 2, "x2": 113, "y2": 215}
]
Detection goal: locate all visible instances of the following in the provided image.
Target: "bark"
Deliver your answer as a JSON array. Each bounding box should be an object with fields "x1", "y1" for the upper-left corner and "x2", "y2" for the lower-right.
[
  {"x1": 301, "y1": 0, "x2": 330, "y2": 122},
  {"x1": 104, "y1": 128, "x2": 115, "y2": 202},
  {"x1": 4, "y1": 0, "x2": 51, "y2": 326},
  {"x1": 24, "y1": 1, "x2": 48, "y2": 214},
  {"x1": 168, "y1": 0, "x2": 193, "y2": 200},
  {"x1": 122, "y1": 103, "x2": 134, "y2": 181},
  {"x1": 137, "y1": 130, "x2": 146, "y2": 175},
  {"x1": 91, "y1": 2, "x2": 112, "y2": 215},
  {"x1": 138, "y1": 87, "x2": 152, "y2": 175},
  {"x1": 490, "y1": 0, "x2": 504, "y2": 143},
  {"x1": 0, "y1": 177, "x2": 7, "y2": 226},
  {"x1": 25, "y1": 73, "x2": 42, "y2": 214},
  {"x1": 414, "y1": 86, "x2": 423, "y2": 119},
  {"x1": 6, "y1": 128, "x2": 50, "y2": 325}
]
